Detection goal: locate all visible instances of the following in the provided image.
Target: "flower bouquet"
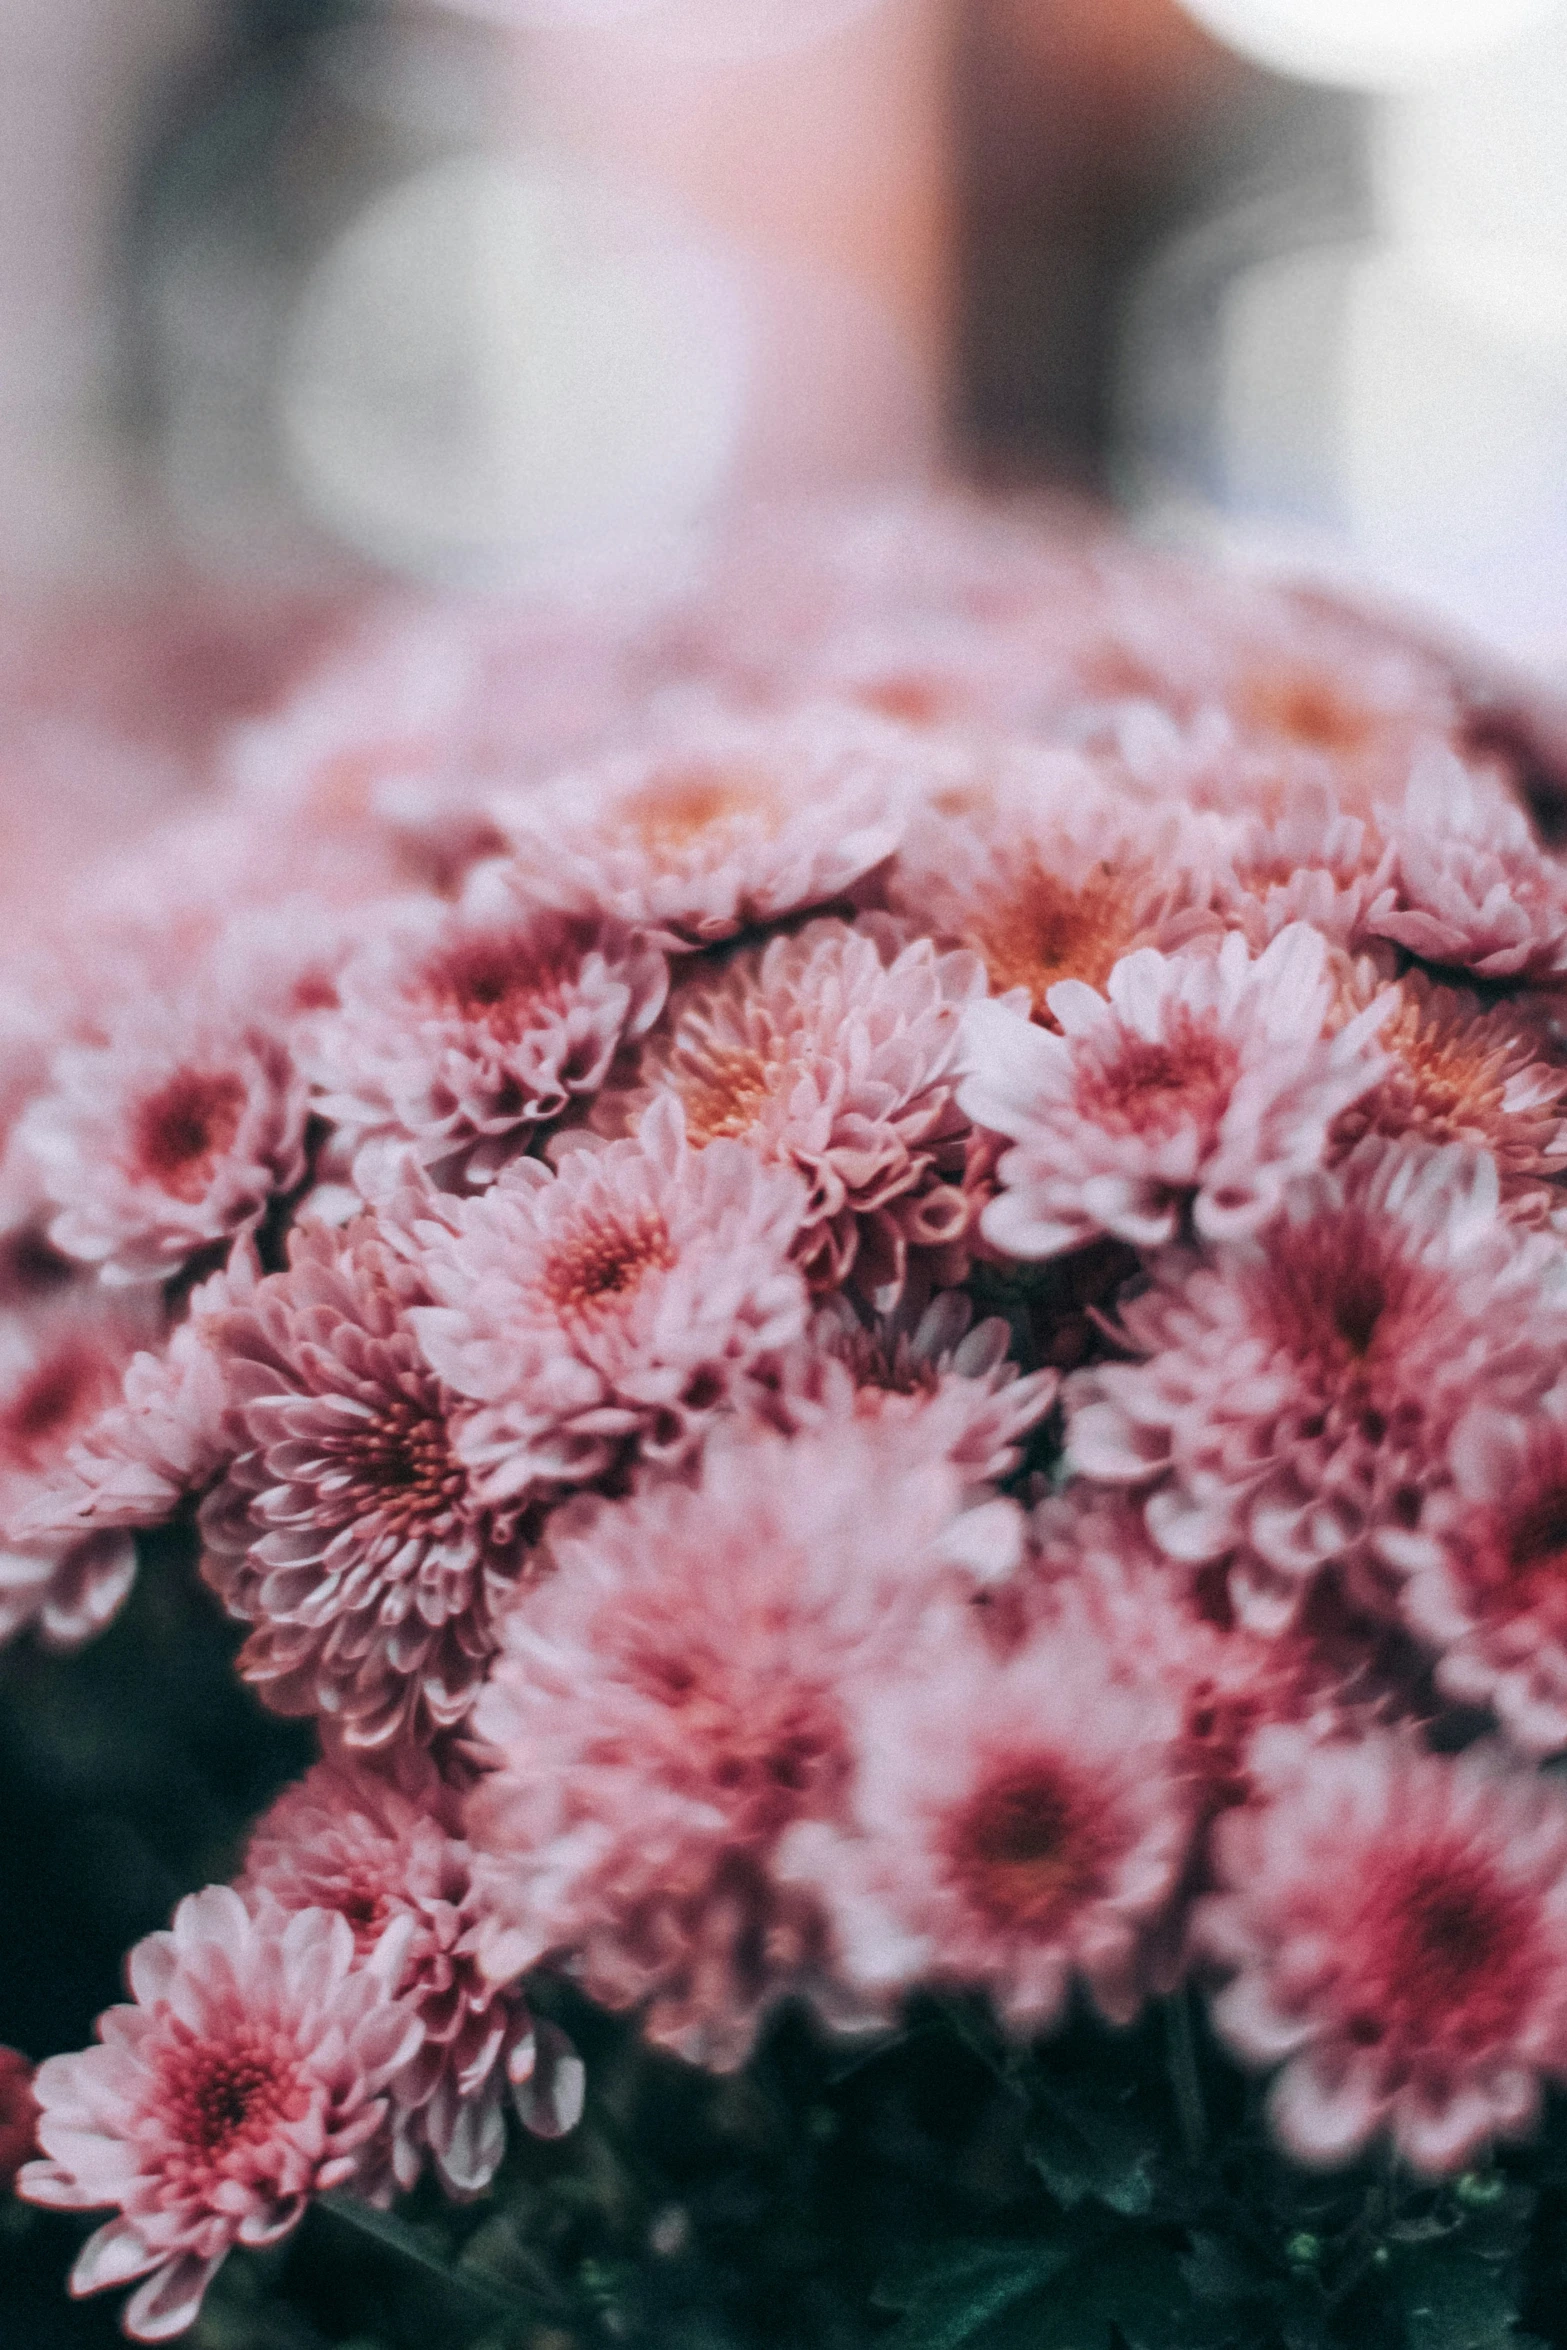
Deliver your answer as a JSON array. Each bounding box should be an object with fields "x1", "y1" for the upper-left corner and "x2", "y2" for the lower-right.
[{"x1": 6, "y1": 498, "x2": 1567, "y2": 2350}]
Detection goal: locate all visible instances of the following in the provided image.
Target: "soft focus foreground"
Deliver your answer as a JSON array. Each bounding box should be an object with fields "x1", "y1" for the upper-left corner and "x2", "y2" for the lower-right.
[{"x1": 10, "y1": 494, "x2": 1567, "y2": 2349}]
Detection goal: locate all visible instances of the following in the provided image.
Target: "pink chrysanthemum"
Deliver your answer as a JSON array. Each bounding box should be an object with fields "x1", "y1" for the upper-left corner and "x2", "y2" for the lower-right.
[
  {"x1": 489, "y1": 704, "x2": 911, "y2": 948},
  {"x1": 20, "y1": 1004, "x2": 309, "y2": 1285},
  {"x1": 0, "y1": 1289, "x2": 165, "y2": 1650},
  {"x1": 750, "y1": 1288, "x2": 1058, "y2": 1487},
  {"x1": 13, "y1": 1244, "x2": 258, "y2": 1557},
  {"x1": 1216, "y1": 784, "x2": 1389, "y2": 950},
  {"x1": 1365, "y1": 754, "x2": 1567, "y2": 979},
  {"x1": 242, "y1": 1759, "x2": 580, "y2": 2196},
  {"x1": 881, "y1": 755, "x2": 1221, "y2": 1020},
  {"x1": 465, "y1": 1422, "x2": 996, "y2": 2068},
  {"x1": 1381, "y1": 1384, "x2": 1567, "y2": 1757},
  {"x1": 199, "y1": 1214, "x2": 529, "y2": 1751},
  {"x1": 597, "y1": 918, "x2": 986, "y2": 1303},
  {"x1": 1196, "y1": 1736, "x2": 1567, "y2": 2173},
  {"x1": 409, "y1": 1096, "x2": 808, "y2": 1506},
  {"x1": 1329, "y1": 969, "x2": 1567, "y2": 1205},
  {"x1": 778, "y1": 1610, "x2": 1191, "y2": 2031},
  {"x1": 302, "y1": 871, "x2": 667, "y2": 1183},
  {"x1": 1069, "y1": 1141, "x2": 1567, "y2": 1629},
  {"x1": 963, "y1": 927, "x2": 1388, "y2": 1258},
  {"x1": 18, "y1": 1885, "x2": 421, "y2": 2343}
]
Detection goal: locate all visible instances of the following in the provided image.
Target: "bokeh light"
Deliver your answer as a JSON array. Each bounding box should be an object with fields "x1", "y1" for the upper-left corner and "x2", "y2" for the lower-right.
[
  {"x1": 1172, "y1": 0, "x2": 1561, "y2": 89},
  {"x1": 280, "y1": 156, "x2": 748, "y2": 582}
]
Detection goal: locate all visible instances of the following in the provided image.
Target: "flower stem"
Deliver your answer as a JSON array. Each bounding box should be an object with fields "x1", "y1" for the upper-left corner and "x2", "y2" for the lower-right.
[{"x1": 1164, "y1": 1991, "x2": 1207, "y2": 2163}]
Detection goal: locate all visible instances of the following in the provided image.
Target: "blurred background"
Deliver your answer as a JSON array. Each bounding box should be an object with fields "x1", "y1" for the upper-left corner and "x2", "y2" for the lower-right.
[{"x1": 1, "y1": 0, "x2": 1565, "y2": 654}]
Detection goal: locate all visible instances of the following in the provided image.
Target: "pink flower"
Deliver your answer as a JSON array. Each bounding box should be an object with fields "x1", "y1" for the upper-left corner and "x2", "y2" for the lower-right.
[
  {"x1": 1366, "y1": 754, "x2": 1567, "y2": 979},
  {"x1": 1069, "y1": 1141, "x2": 1567, "y2": 1629},
  {"x1": 242, "y1": 1759, "x2": 580, "y2": 2196},
  {"x1": 0, "y1": 1289, "x2": 165, "y2": 1650},
  {"x1": 1381, "y1": 1383, "x2": 1567, "y2": 1757},
  {"x1": 409, "y1": 1096, "x2": 808, "y2": 1506},
  {"x1": 20, "y1": 1004, "x2": 309, "y2": 1285},
  {"x1": 963, "y1": 927, "x2": 1388, "y2": 1258},
  {"x1": 778, "y1": 1609, "x2": 1191, "y2": 2031},
  {"x1": 18, "y1": 1885, "x2": 421, "y2": 2343},
  {"x1": 598, "y1": 918, "x2": 986, "y2": 1303},
  {"x1": 12, "y1": 1244, "x2": 258, "y2": 1556},
  {"x1": 199, "y1": 1214, "x2": 529, "y2": 1751},
  {"x1": 1329, "y1": 970, "x2": 1567, "y2": 1205},
  {"x1": 882, "y1": 754, "x2": 1222, "y2": 1019},
  {"x1": 302, "y1": 872, "x2": 667, "y2": 1184},
  {"x1": 1216, "y1": 784, "x2": 1389, "y2": 950},
  {"x1": 465, "y1": 1422, "x2": 990, "y2": 2068},
  {"x1": 1196, "y1": 1737, "x2": 1567, "y2": 2173},
  {"x1": 750, "y1": 1288, "x2": 1058, "y2": 1487},
  {"x1": 488, "y1": 704, "x2": 910, "y2": 949}
]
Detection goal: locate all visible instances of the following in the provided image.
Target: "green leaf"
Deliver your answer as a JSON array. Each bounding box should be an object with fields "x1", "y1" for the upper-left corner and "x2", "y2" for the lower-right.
[
  {"x1": 1384, "y1": 2239, "x2": 1544, "y2": 2350},
  {"x1": 877, "y1": 2224, "x2": 1223, "y2": 2350},
  {"x1": 1025, "y1": 2065, "x2": 1163, "y2": 2217},
  {"x1": 875, "y1": 2241, "x2": 1080, "y2": 2350}
]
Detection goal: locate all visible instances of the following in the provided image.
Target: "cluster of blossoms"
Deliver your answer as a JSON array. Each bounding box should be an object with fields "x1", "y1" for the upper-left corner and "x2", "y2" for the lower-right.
[{"x1": 12, "y1": 496, "x2": 1567, "y2": 2336}]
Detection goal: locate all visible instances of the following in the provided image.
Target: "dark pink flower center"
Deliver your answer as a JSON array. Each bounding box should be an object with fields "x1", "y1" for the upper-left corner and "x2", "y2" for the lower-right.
[
  {"x1": 944, "y1": 1755, "x2": 1115, "y2": 1932},
  {"x1": 132, "y1": 1070, "x2": 248, "y2": 1202},
  {"x1": 631, "y1": 1645, "x2": 846, "y2": 1833},
  {"x1": 1341, "y1": 1844, "x2": 1541, "y2": 2059},
  {"x1": 347, "y1": 1396, "x2": 467, "y2": 1525},
  {"x1": 0, "y1": 1344, "x2": 104, "y2": 1470},
  {"x1": 1075, "y1": 1011, "x2": 1238, "y2": 1142},
  {"x1": 419, "y1": 928, "x2": 576, "y2": 1045},
  {"x1": 162, "y1": 2031, "x2": 298, "y2": 2159}
]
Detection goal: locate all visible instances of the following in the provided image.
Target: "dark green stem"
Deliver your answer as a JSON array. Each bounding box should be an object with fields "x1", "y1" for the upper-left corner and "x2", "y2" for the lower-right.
[{"x1": 1164, "y1": 1991, "x2": 1208, "y2": 2163}]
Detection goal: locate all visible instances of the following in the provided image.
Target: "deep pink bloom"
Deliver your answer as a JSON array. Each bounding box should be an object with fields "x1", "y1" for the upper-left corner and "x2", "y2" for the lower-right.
[
  {"x1": 242, "y1": 1759, "x2": 580, "y2": 2196},
  {"x1": 18, "y1": 1886, "x2": 421, "y2": 2342},
  {"x1": 1196, "y1": 1737, "x2": 1567, "y2": 2173},
  {"x1": 598, "y1": 918, "x2": 986, "y2": 1303},
  {"x1": 1069, "y1": 1141, "x2": 1567, "y2": 1629},
  {"x1": 0, "y1": 1289, "x2": 165, "y2": 1650},
  {"x1": 750, "y1": 1288, "x2": 1058, "y2": 1488},
  {"x1": 778, "y1": 1608, "x2": 1191, "y2": 2031},
  {"x1": 465, "y1": 1422, "x2": 995, "y2": 2068},
  {"x1": 20, "y1": 1004, "x2": 308, "y2": 1285},
  {"x1": 488, "y1": 704, "x2": 910, "y2": 949},
  {"x1": 303, "y1": 871, "x2": 667, "y2": 1184},
  {"x1": 1366, "y1": 754, "x2": 1567, "y2": 979},
  {"x1": 963, "y1": 927, "x2": 1388, "y2": 1258},
  {"x1": 409, "y1": 1096, "x2": 808, "y2": 1506},
  {"x1": 1381, "y1": 1384, "x2": 1567, "y2": 1757},
  {"x1": 199, "y1": 1214, "x2": 529, "y2": 1751}
]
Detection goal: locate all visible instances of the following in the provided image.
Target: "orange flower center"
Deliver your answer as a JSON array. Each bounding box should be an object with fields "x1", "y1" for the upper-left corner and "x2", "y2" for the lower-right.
[
  {"x1": 544, "y1": 1209, "x2": 676, "y2": 1322},
  {"x1": 969, "y1": 860, "x2": 1143, "y2": 1018},
  {"x1": 616, "y1": 765, "x2": 778, "y2": 857}
]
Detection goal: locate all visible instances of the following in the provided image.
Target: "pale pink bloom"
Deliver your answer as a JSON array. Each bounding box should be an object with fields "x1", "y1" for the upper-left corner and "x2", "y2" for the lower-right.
[
  {"x1": 18, "y1": 1885, "x2": 421, "y2": 2343},
  {"x1": 13, "y1": 1244, "x2": 258, "y2": 1554},
  {"x1": 882, "y1": 754, "x2": 1222, "y2": 1019},
  {"x1": 750, "y1": 1288, "x2": 1058, "y2": 1488},
  {"x1": 1216, "y1": 784, "x2": 1389, "y2": 950},
  {"x1": 465, "y1": 1422, "x2": 989, "y2": 2068},
  {"x1": 1380, "y1": 1383, "x2": 1567, "y2": 1757},
  {"x1": 1196, "y1": 1736, "x2": 1567, "y2": 2173},
  {"x1": 963, "y1": 927, "x2": 1388, "y2": 1258},
  {"x1": 778, "y1": 1610, "x2": 1191, "y2": 2031},
  {"x1": 410, "y1": 1096, "x2": 807, "y2": 1506},
  {"x1": 1366, "y1": 753, "x2": 1567, "y2": 979},
  {"x1": 242, "y1": 1759, "x2": 579, "y2": 2197},
  {"x1": 200, "y1": 1215, "x2": 529, "y2": 1751},
  {"x1": 1330, "y1": 969, "x2": 1567, "y2": 1206},
  {"x1": 302, "y1": 870, "x2": 667, "y2": 1184},
  {"x1": 1069, "y1": 1141, "x2": 1567, "y2": 1629},
  {"x1": 598, "y1": 918, "x2": 986, "y2": 1303},
  {"x1": 0, "y1": 1289, "x2": 164, "y2": 1650},
  {"x1": 488, "y1": 704, "x2": 909, "y2": 948},
  {"x1": 20, "y1": 1004, "x2": 309, "y2": 1285}
]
